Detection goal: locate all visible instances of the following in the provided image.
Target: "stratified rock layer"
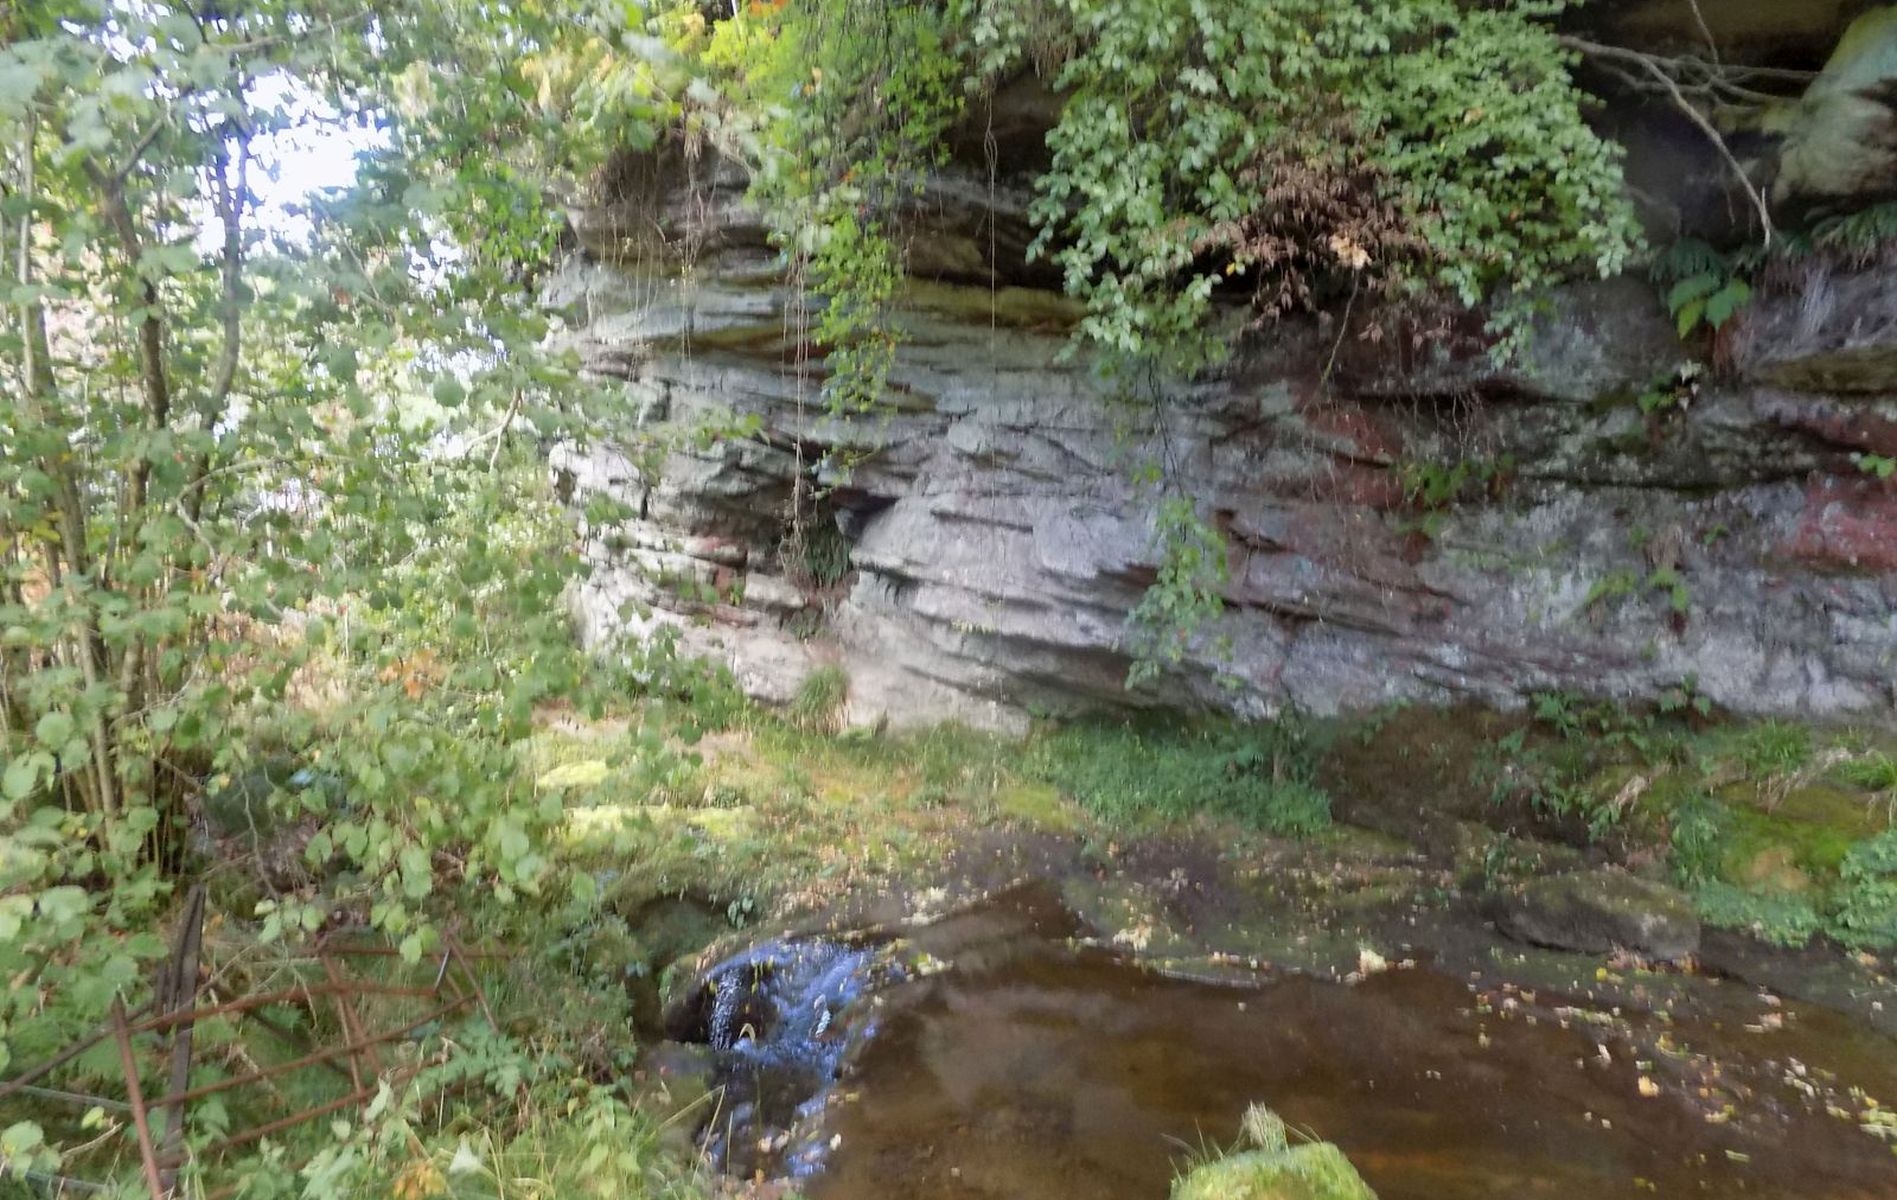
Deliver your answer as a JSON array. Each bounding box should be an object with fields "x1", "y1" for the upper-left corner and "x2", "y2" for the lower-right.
[{"x1": 549, "y1": 170, "x2": 1897, "y2": 731}]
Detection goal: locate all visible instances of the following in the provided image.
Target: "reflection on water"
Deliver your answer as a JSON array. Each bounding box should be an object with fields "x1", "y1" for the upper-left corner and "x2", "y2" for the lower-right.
[{"x1": 689, "y1": 885, "x2": 1897, "y2": 1199}]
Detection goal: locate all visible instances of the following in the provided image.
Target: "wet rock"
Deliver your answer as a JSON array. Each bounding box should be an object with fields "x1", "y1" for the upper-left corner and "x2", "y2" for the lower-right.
[
  {"x1": 1487, "y1": 869, "x2": 1700, "y2": 961},
  {"x1": 1172, "y1": 1105, "x2": 1376, "y2": 1200},
  {"x1": 630, "y1": 1040, "x2": 720, "y2": 1157},
  {"x1": 634, "y1": 1040, "x2": 718, "y2": 1117}
]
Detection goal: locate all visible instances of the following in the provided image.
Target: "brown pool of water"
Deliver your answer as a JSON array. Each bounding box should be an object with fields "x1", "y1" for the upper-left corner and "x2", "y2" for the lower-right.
[{"x1": 802, "y1": 887, "x2": 1897, "y2": 1200}]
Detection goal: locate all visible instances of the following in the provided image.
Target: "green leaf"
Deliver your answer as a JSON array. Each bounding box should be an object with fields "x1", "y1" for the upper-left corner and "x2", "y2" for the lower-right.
[
  {"x1": 0, "y1": 896, "x2": 32, "y2": 941},
  {"x1": 2, "y1": 755, "x2": 41, "y2": 801},
  {"x1": 1664, "y1": 272, "x2": 1721, "y2": 313},
  {"x1": 1676, "y1": 297, "x2": 1707, "y2": 339},
  {"x1": 33, "y1": 711, "x2": 74, "y2": 750},
  {"x1": 0, "y1": 1121, "x2": 44, "y2": 1158},
  {"x1": 38, "y1": 885, "x2": 89, "y2": 922},
  {"x1": 399, "y1": 843, "x2": 433, "y2": 899},
  {"x1": 569, "y1": 871, "x2": 598, "y2": 905},
  {"x1": 1704, "y1": 279, "x2": 1751, "y2": 329}
]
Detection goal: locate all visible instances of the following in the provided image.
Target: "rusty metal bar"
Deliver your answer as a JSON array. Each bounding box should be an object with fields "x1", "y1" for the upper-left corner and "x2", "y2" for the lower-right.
[
  {"x1": 183, "y1": 1061, "x2": 428, "y2": 1161},
  {"x1": 445, "y1": 936, "x2": 496, "y2": 1031},
  {"x1": 111, "y1": 998, "x2": 167, "y2": 1200},
  {"x1": 151, "y1": 994, "x2": 470, "y2": 1109},
  {"x1": 127, "y1": 981, "x2": 441, "y2": 1037},
  {"x1": 317, "y1": 954, "x2": 368, "y2": 1092},
  {"x1": 1, "y1": 1082, "x2": 131, "y2": 1111},
  {"x1": 157, "y1": 884, "x2": 206, "y2": 1191},
  {"x1": 0, "y1": 1163, "x2": 110, "y2": 1194},
  {"x1": 232, "y1": 1003, "x2": 355, "y2": 1084}
]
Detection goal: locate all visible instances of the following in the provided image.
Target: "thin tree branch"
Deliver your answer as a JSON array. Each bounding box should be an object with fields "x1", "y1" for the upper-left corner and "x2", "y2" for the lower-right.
[
  {"x1": 83, "y1": 160, "x2": 175, "y2": 511},
  {"x1": 1685, "y1": 0, "x2": 1720, "y2": 66},
  {"x1": 1560, "y1": 36, "x2": 1775, "y2": 248},
  {"x1": 189, "y1": 129, "x2": 250, "y2": 523}
]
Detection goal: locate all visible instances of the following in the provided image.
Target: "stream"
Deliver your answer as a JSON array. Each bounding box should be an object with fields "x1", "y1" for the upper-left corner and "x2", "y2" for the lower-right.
[{"x1": 673, "y1": 884, "x2": 1897, "y2": 1198}]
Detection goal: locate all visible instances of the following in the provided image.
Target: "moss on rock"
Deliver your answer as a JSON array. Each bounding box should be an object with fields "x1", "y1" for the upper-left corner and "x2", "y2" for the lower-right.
[
  {"x1": 1487, "y1": 868, "x2": 1700, "y2": 961},
  {"x1": 1173, "y1": 1106, "x2": 1376, "y2": 1200}
]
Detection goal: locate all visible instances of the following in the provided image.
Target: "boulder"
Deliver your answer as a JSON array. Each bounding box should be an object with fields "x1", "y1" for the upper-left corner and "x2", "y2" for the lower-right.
[
  {"x1": 628, "y1": 1040, "x2": 720, "y2": 1155},
  {"x1": 1487, "y1": 869, "x2": 1701, "y2": 960},
  {"x1": 1768, "y1": 6, "x2": 1897, "y2": 209}
]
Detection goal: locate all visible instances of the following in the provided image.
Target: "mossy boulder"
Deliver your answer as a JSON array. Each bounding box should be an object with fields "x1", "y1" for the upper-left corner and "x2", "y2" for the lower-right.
[
  {"x1": 1173, "y1": 1106, "x2": 1375, "y2": 1200},
  {"x1": 628, "y1": 1040, "x2": 720, "y2": 1155},
  {"x1": 1487, "y1": 869, "x2": 1699, "y2": 961}
]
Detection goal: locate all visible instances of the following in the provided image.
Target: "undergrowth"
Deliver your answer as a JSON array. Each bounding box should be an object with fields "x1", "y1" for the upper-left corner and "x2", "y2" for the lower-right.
[{"x1": 1027, "y1": 718, "x2": 1331, "y2": 835}]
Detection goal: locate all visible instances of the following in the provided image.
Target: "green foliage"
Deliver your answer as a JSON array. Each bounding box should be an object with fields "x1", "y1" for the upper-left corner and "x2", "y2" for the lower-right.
[
  {"x1": 1693, "y1": 881, "x2": 1823, "y2": 948},
  {"x1": 1809, "y1": 201, "x2": 1897, "y2": 267},
  {"x1": 1398, "y1": 456, "x2": 1515, "y2": 511},
  {"x1": 1029, "y1": 0, "x2": 1639, "y2": 371},
  {"x1": 1634, "y1": 361, "x2": 1704, "y2": 417},
  {"x1": 1731, "y1": 721, "x2": 1813, "y2": 780},
  {"x1": 1655, "y1": 677, "x2": 1714, "y2": 720},
  {"x1": 1831, "y1": 830, "x2": 1897, "y2": 949},
  {"x1": 1124, "y1": 498, "x2": 1231, "y2": 688},
  {"x1": 1668, "y1": 790, "x2": 1728, "y2": 887},
  {"x1": 1478, "y1": 692, "x2": 1686, "y2": 841},
  {"x1": 0, "y1": 1, "x2": 727, "y2": 1186},
  {"x1": 723, "y1": 0, "x2": 963, "y2": 417},
  {"x1": 790, "y1": 664, "x2": 850, "y2": 733},
  {"x1": 1665, "y1": 273, "x2": 1751, "y2": 339},
  {"x1": 1852, "y1": 452, "x2": 1896, "y2": 481},
  {"x1": 1029, "y1": 718, "x2": 1330, "y2": 835},
  {"x1": 790, "y1": 511, "x2": 853, "y2": 590},
  {"x1": 1651, "y1": 239, "x2": 1751, "y2": 339},
  {"x1": 1838, "y1": 750, "x2": 1897, "y2": 793},
  {"x1": 1583, "y1": 569, "x2": 1640, "y2": 611}
]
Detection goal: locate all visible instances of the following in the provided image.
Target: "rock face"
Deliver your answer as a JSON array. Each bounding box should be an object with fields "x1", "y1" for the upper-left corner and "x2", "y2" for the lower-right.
[
  {"x1": 549, "y1": 154, "x2": 1897, "y2": 732},
  {"x1": 1487, "y1": 870, "x2": 1701, "y2": 961}
]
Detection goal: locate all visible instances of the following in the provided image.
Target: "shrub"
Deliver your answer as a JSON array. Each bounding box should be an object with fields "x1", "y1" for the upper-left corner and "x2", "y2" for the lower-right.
[
  {"x1": 1830, "y1": 830, "x2": 1897, "y2": 949},
  {"x1": 1693, "y1": 882, "x2": 1822, "y2": 948},
  {"x1": 790, "y1": 665, "x2": 851, "y2": 733}
]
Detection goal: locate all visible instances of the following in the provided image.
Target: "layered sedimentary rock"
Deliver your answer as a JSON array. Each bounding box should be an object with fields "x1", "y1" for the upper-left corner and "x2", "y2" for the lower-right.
[{"x1": 547, "y1": 154, "x2": 1897, "y2": 732}]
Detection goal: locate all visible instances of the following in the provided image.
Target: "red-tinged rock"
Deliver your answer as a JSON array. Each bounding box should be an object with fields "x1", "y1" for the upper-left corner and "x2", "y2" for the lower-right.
[
  {"x1": 1763, "y1": 396, "x2": 1897, "y2": 459},
  {"x1": 1780, "y1": 475, "x2": 1897, "y2": 573}
]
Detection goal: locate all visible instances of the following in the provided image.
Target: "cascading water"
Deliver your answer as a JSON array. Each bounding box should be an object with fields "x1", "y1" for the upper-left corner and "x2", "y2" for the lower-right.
[{"x1": 670, "y1": 936, "x2": 904, "y2": 1177}]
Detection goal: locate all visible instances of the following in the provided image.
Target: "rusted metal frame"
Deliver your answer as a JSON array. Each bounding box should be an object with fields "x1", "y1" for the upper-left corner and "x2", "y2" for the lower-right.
[
  {"x1": 157, "y1": 884, "x2": 207, "y2": 1191},
  {"x1": 152, "y1": 993, "x2": 471, "y2": 1109},
  {"x1": 228, "y1": 1002, "x2": 356, "y2": 1083},
  {"x1": 0, "y1": 1002, "x2": 152, "y2": 1102},
  {"x1": 317, "y1": 953, "x2": 370, "y2": 1091},
  {"x1": 128, "y1": 981, "x2": 442, "y2": 1037},
  {"x1": 181, "y1": 1059, "x2": 431, "y2": 1162},
  {"x1": 110, "y1": 999, "x2": 167, "y2": 1200},
  {"x1": 444, "y1": 935, "x2": 497, "y2": 1031}
]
